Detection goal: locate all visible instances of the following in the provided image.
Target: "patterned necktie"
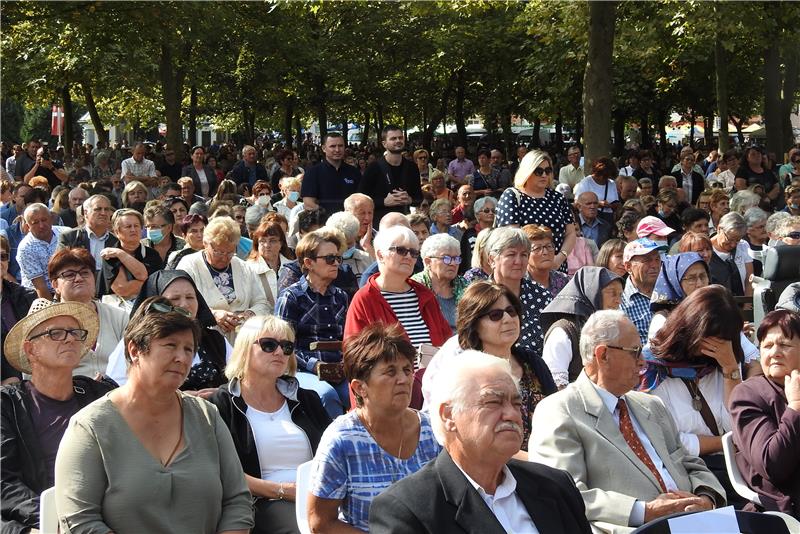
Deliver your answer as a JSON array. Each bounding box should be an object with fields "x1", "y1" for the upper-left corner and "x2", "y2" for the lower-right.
[{"x1": 616, "y1": 398, "x2": 667, "y2": 492}]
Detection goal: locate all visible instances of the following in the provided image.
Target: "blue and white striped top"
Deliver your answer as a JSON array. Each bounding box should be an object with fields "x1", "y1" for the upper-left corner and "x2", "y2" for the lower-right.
[{"x1": 380, "y1": 289, "x2": 432, "y2": 346}]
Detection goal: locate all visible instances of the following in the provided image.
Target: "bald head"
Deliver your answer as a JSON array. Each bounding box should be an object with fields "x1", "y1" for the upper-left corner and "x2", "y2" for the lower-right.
[{"x1": 379, "y1": 211, "x2": 412, "y2": 231}]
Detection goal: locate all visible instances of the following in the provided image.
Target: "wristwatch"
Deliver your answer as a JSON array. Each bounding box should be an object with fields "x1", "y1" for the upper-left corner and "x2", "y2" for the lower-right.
[{"x1": 722, "y1": 368, "x2": 741, "y2": 381}]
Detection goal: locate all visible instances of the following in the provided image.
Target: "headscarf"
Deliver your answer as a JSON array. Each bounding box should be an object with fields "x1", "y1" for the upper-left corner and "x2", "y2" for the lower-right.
[
  {"x1": 639, "y1": 346, "x2": 718, "y2": 392},
  {"x1": 130, "y1": 270, "x2": 217, "y2": 328},
  {"x1": 649, "y1": 252, "x2": 708, "y2": 312},
  {"x1": 540, "y1": 266, "x2": 621, "y2": 330}
]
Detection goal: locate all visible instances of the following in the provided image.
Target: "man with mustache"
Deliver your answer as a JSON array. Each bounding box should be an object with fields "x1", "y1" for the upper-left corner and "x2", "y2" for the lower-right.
[
  {"x1": 369, "y1": 352, "x2": 590, "y2": 534},
  {"x1": 529, "y1": 311, "x2": 725, "y2": 533}
]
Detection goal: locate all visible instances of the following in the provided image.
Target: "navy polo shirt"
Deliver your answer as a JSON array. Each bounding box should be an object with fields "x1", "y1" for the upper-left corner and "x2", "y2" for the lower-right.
[{"x1": 300, "y1": 159, "x2": 361, "y2": 214}]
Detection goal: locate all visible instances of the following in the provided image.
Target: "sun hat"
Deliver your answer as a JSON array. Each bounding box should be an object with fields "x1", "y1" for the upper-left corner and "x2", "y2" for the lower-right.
[
  {"x1": 623, "y1": 238, "x2": 667, "y2": 263},
  {"x1": 3, "y1": 298, "x2": 99, "y2": 374},
  {"x1": 636, "y1": 216, "x2": 675, "y2": 238}
]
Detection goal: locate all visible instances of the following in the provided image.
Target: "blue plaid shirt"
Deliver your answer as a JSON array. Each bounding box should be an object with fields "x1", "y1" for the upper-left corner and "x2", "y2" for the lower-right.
[
  {"x1": 621, "y1": 277, "x2": 653, "y2": 345},
  {"x1": 274, "y1": 275, "x2": 349, "y2": 372}
]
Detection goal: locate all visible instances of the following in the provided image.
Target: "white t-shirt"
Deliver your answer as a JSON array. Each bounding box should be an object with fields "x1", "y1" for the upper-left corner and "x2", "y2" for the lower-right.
[
  {"x1": 574, "y1": 176, "x2": 619, "y2": 214},
  {"x1": 246, "y1": 401, "x2": 313, "y2": 482}
]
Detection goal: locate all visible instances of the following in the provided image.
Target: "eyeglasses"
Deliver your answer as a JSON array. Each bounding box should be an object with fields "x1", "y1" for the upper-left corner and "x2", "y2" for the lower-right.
[
  {"x1": 255, "y1": 337, "x2": 294, "y2": 355},
  {"x1": 146, "y1": 301, "x2": 192, "y2": 317},
  {"x1": 28, "y1": 328, "x2": 89, "y2": 342},
  {"x1": 606, "y1": 345, "x2": 643, "y2": 359},
  {"x1": 389, "y1": 246, "x2": 421, "y2": 259},
  {"x1": 532, "y1": 167, "x2": 554, "y2": 176},
  {"x1": 479, "y1": 306, "x2": 519, "y2": 322},
  {"x1": 785, "y1": 231, "x2": 800, "y2": 240},
  {"x1": 58, "y1": 268, "x2": 93, "y2": 281},
  {"x1": 312, "y1": 254, "x2": 343, "y2": 265},
  {"x1": 531, "y1": 243, "x2": 555, "y2": 254},
  {"x1": 479, "y1": 208, "x2": 495, "y2": 214},
  {"x1": 681, "y1": 274, "x2": 708, "y2": 286},
  {"x1": 0, "y1": 252, "x2": 8, "y2": 262},
  {"x1": 430, "y1": 255, "x2": 461, "y2": 265}
]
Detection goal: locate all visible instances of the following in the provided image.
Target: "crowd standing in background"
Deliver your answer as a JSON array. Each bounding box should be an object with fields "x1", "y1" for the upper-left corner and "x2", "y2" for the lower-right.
[{"x1": 1, "y1": 129, "x2": 800, "y2": 533}]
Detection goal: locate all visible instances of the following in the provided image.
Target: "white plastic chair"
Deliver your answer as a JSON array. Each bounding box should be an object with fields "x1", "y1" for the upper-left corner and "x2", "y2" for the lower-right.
[
  {"x1": 721, "y1": 431, "x2": 762, "y2": 506},
  {"x1": 39, "y1": 486, "x2": 58, "y2": 534},
  {"x1": 765, "y1": 511, "x2": 800, "y2": 534},
  {"x1": 295, "y1": 460, "x2": 314, "y2": 534}
]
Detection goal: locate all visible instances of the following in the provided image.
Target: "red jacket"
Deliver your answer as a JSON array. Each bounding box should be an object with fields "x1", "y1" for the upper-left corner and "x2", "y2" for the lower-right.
[{"x1": 344, "y1": 274, "x2": 452, "y2": 346}]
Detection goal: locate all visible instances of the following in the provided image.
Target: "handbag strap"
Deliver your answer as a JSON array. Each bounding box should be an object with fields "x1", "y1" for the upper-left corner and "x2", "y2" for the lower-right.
[{"x1": 680, "y1": 378, "x2": 721, "y2": 436}]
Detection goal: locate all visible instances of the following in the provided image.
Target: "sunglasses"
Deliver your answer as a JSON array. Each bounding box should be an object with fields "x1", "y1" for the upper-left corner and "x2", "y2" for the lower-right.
[
  {"x1": 146, "y1": 301, "x2": 192, "y2": 317},
  {"x1": 431, "y1": 255, "x2": 462, "y2": 265},
  {"x1": 607, "y1": 344, "x2": 643, "y2": 359},
  {"x1": 479, "y1": 208, "x2": 495, "y2": 214},
  {"x1": 312, "y1": 254, "x2": 343, "y2": 265},
  {"x1": 58, "y1": 268, "x2": 94, "y2": 281},
  {"x1": 28, "y1": 328, "x2": 89, "y2": 342},
  {"x1": 480, "y1": 305, "x2": 519, "y2": 322},
  {"x1": 785, "y1": 232, "x2": 800, "y2": 240},
  {"x1": 255, "y1": 337, "x2": 294, "y2": 355},
  {"x1": 389, "y1": 246, "x2": 421, "y2": 259},
  {"x1": 532, "y1": 167, "x2": 554, "y2": 177}
]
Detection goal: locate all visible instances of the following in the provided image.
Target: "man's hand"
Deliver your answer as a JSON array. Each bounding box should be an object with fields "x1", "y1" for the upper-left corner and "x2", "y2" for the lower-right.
[
  {"x1": 383, "y1": 190, "x2": 408, "y2": 207},
  {"x1": 644, "y1": 492, "x2": 708, "y2": 523}
]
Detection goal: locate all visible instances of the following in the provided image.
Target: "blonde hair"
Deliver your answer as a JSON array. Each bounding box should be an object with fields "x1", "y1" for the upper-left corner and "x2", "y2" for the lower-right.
[
  {"x1": 203, "y1": 216, "x2": 241, "y2": 246},
  {"x1": 226, "y1": 316, "x2": 297, "y2": 381},
  {"x1": 513, "y1": 150, "x2": 552, "y2": 189}
]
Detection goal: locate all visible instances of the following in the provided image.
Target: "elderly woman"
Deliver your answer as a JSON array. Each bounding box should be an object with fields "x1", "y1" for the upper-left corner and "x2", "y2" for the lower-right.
[
  {"x1": 421, "y1": 281, "x2": 556, "y2": 451},
  {"x1": 1, "y1": 299, "x2": 111, "y2": 533},
  {"x1": 96, "y1": 209, "x2": 162, "y2": 307},
  {"x1": 142, "y1": 204, "x2": 185, "y2": 267},
  {"x1": 743, "y1": 206, "x2": 769, "y2": 276},
  {"x1": 105, "y1": 270, "x2": 231, "y2": 394},
  {"x1": 730, "y1": 190, "x2": 762, "y2": 216},
  {"x1": 247, "y1": 220, "x2": 292, "y2": 309},
  {"x1": 496, "y1": 150, "x2": 576, "y2": 273},
  {"x1": 0, "y1": 235, "x2": 36, "y2": 383},
  {"x1": 55, "y1": 296, "x2": 253, "y2": 534},
  {"x1": 462, "y1": 227, "x2": 492, "y2": 282},
  {"x1": 709, "y1": 212, "x2": 753, "y2": 297},
  {"x1": 730, "y1": 309, "x2": 800, "y2": 517},
  {"x1": 541, "y1": 267, "x2": 623, "y2": 389},
  {"x1": 414, "y1": 149, "x2": 435, "y2": 184},
  {"x1": 275, "y1": 229, "x2": 351, "y2": 419},
  {"x1": 166, "y1": 213, "x2": 207, "y2": 269},
  {"x1": 164, "y1": 196, "x2": 190, "y2": 236},
  {"x1": 120, "y1": 180, "x2": 148, "y2": 212},
  {"x1": 49, "y1": 248, "x2": 129, "y2": 377},
  {"x1": 486, "y1": 227, "x2": 552, "y2": 355},
  {"x1": 459, "y1": 196, "x2": 495, "y2": 270},
  {"x1": 91, "y1": 152, "x2": 114, "y2": 181},
  {"x1": 410, "y1": 233, "x2": 468, "y2": 331},
  {"x1": 522, "y1": 224, "x2": 569, "y2": 298},
  {"x1": 308, "y1": 323, "x2": 441, "y2": 532},
  {"x1": 209, "y1": 316, "x2": 331, "y2": 534},
  {"x1": 708, "y1": 188, "x2": 730, "y2": 235},
  {"x1": 177, "y1": 216, "x2": 269, "y2": 344},
  {"x1": 326, "y1": 211, "x2": 371, "y2": 281},
  {"x1": 345, "y1": 226, "x2": 451, "y2": 351},
  {"x1": 596, "y1": 238, "x2": 628, "y2": 278}
]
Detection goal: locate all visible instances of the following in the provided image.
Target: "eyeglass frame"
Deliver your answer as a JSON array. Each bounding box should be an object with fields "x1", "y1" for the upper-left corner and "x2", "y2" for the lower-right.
[
  {"x1": 145, "y1": 301, "x2": 192, "y2": 318},
  {"x1": 27, "y1": 327, "x2": 89, "y2": 342},
  {"x1": 311, "y1": 254, "x2": 343, "y2": 265},
  {"x1": 388, "y1": 246, "x2": 421, "y2": 259},
  {"x1": 605, "y1": 344, "x2": 643, "y2": 359},
  {"x1": 478, "y1": 305, "x2": 519, "y2": 322},
  {"x1": 429, "y1": 254, "x2": 462, "y2": 265},
  {"x1": 57, "y1": 268, "x2": 94, "y2": 281}
]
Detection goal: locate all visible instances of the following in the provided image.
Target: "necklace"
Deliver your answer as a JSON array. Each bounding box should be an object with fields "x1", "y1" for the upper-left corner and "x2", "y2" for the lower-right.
[{"x1": 359, "y1": 409, "x2": 406, "y2": 459}]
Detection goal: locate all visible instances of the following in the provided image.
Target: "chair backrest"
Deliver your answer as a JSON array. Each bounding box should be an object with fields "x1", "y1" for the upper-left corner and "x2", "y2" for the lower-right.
[
  {"x1": 39, "y1": 486, "x2": 58, "y2": 534},
  {"x1": 721, "y1": 432, "x2": 762, "y2": 506},
  {"x1": 630, "y1": 510, "x2": 789, "y2": 534},
  {"x1": 765, "y1": 512, "x2": 800, "y2": 534},
  {"x1": 295, "y1": 460, "x2": 314, "y2": 534}
]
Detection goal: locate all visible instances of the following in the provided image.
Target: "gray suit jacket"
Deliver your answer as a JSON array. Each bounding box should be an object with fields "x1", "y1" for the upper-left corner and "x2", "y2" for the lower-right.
[{"x1": 529, "y1": 372, "x2": 726, "y2": 533}]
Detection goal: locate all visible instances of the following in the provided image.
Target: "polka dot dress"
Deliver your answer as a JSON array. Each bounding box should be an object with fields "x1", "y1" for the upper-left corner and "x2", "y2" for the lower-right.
[
  {"x1": 516, "y1": 278, "x2": 553, "y2": 356},
  {"x1": 496, "y1": 187, "x2": 574, "y2": 273}
]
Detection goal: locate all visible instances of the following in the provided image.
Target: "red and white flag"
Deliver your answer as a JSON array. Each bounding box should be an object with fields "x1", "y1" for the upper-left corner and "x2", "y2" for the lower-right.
[{"x1": 51, "y1": 105, "x2": 64, "y2": 136}]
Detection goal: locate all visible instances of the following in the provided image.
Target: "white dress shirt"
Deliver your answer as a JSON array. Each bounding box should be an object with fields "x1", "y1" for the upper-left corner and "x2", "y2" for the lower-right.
[{"x1": 455, "y1": 463, "x2": 539, "y2": 534}]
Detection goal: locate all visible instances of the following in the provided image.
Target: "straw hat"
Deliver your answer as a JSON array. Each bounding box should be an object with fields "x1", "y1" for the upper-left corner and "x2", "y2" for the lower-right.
[{"x1": 3, "y1": 299, "x2": 99, "y2": 374}]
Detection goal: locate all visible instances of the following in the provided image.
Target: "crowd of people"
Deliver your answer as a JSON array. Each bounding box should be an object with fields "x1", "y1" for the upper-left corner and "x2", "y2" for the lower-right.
[{"x1": 1, "y1": 127, "x2": 799, "y2": 533}]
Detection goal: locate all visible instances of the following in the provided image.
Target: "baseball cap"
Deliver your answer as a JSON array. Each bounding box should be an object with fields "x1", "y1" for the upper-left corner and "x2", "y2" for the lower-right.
[
  {"x1": 636, "y1": 216, "x2": 675, "y2": 238},
  {"x1": 623, "y1": 238, "x2": 667, "y2": 263}
]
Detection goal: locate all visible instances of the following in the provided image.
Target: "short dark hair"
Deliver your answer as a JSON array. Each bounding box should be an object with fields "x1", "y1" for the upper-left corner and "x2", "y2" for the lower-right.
[
  {"x1": 757, "y1": 309, "x2": 800, "y2": 342},
  {"x1": 144, "y1": 204, "x2": 175, "y2": 225},
  {"x1": 681, "y1": 207, "x2": 710, "y2": 230},
  {"x1": 48, "y1": 248, "x2": 96, "y2": 281},
  {"x1": 343, "y1": 323, "x2": 416, "y2": 407},
  {"x1": 124, "y1": 296, "x2": 201, "y2": 364},
  {"x1": 591, "y1": 157, "x2": 618, "y2": 180},
  {"x1": 381, "y1": 124, "x2": 403, "y2": 141},
  {"x1": 298, "y1": 208, "x2": 328, "y2": 234},
  {"x1": 456, "y1": 281, "x2": 522, "y2": 351},
  {"x1": 162, "y1": 182, "x2": 181, "y2": 195},
  {"x1": 179, "y1": 213, "x2": 208, "y2": 234},
  {"x1": 477, "y1": 149, "x2": 491, "y2": 159},
  {"x1": 322, "y1": 132, "x2": 344, "y2": 144}
]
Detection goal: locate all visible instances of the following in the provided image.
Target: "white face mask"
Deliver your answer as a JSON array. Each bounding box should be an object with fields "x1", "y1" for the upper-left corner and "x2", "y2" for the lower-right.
[{"x1": 256, "y1": 195, "x2": 270, "y2": 207}]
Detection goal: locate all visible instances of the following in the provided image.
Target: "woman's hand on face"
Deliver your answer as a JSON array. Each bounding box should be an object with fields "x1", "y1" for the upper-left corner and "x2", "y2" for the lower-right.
[{"x1": 699, "y1": 337, "x2": 738, "y2": 370}]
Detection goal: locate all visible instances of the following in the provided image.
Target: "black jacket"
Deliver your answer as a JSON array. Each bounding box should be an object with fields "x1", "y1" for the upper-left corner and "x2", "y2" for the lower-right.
[
  {"x1": 56, "y1": 226, "x2": 119, "y2": 252},
  {"x1": 358, "y1": 157, "x2": 422, "y2": 227},
  {"x1": 1, "y1": 377, "x2": 115, "y2": 534},
  {"x1": 181, "y1": 164, "x2": 218, "y2": 198},
  {"x1": 0, "y1": 281, "x2": 36, "y2": 382},
  {"x1": 369, "y1": 449, "x2": 591, "y2": 534},
  {"x1": 207, "y1": 377, "x2": 331, "y2": 480}
]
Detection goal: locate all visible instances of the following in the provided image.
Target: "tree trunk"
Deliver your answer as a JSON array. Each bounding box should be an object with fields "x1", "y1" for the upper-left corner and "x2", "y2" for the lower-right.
[
  {"x1": 730, "y1": 115, "x2": 745, "y2": 145},
  {"x1": 188, "y1": 84, "x2": 197, "y2": 147},
  {"x1": 612, "y1": 109, "x2": 625, "y2": 157},
  {"x1": 454, "y1": 68, "x2": 467, "y2": 148},
  {"x1": 402, "y1": 115, "x2": 407, "y2": 142},
  {"x1": 582, "y1": 0, "x2": 616, "y2": 174},
  {"x1": 763, "y1": 40, "x2": 783, "y2": 155},
  {"x1": 641, "y1": 112, "x2": 651, "y2": 149},
  {"x1": 655, "y1": 109, "x2": 668, "y2": 149},
  {"x1": 714, "y1": 33, "x2": 730, "y2": 152},
  {"x1": 689, "y1": 110, "x2": 696, "y2": 149},
  {"x1": 780, "y1": 45, "x2": 799, "y2": 156},
  {"x1": 555, "y1": 113, "x2": 563, "y2": 152},
  {"x1": 532, "y1": 117, "x2": 541, "y2": 148},
  {"x1": 284, "y1": 97, "x2": 294, "y2": 149},
  {"x1": 80, "y1": 81, "x2": 107, "y2": 146},
  {"x1": 423, "y1": 72, "x2": 456, "y2": 151},
  {"x1": 574, "y1": 107, "x2": 584, "y2": 150},
  {"x1": 241, "y1": 108, "x2": 254, "y2": 143},
  {"x1": 159, "y1": 42, "x2": 185, "y2": 161},
  {"x1": 501, "y1": 110, "x2": 513, "y2": 162},
  {"x1": 703, "y1": 116, "x2": 714, "y2": 148},
  {"x1": 342, "y1": 114, "x2": 348, "y2": 144},
  {"x1": 294, "y1": 116, "x2": 302, "y2": 152},
  {"x1": 361, "y1": 112, "x2": 370, "y2": 147},
  {"x1": 61, "y1": 84, "x2": 74, "y2": 155}
]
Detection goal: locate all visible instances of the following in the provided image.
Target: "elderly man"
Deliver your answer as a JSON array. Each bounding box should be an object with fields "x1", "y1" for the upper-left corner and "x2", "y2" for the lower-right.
[
  {"x1": 559, "y1": 145, "x2": 584, "y2": 190},
  {"x1": 344, "y1": 192, "x2": 376, "y2": 258},
  {"x1": 17, "y1": 204, "x2": 68, "y2": 299},
  {"x1": 447, "y1": 146, "x2": 475, "y2": 188},
  {"x1": 177, "y1": 176, "x2": 205, "y2": 207},
  {"x1": 58, "y1": 187, "x2": 89, "y2": 228},
  {"x1": 529, "y1": 311, "x2": 725, "y2": 533},
  {"x1": 576, "y1": 191, "x2": 613, "y2": 248},
  {"x1": 230, "y1": 144, "x2": 269, "y2": 187},
  {"x1": 370, "y1": 352, "x2": 591, "y2": 534},
  {"x1": 620, "y1": 238, "x2": 664, "y2": 345},
  {"x1": 120, "y1": 142, "x2": 158, "y2": 187},
  {"x1": 450, "y1": 184, "x2": 474, "y2": 225},
  {"x1": 776, "y1": 215, "x2": 800, "y2": 246},
  {"x1": 57, "y1": 195, "x2": 119, "y2": 270}
]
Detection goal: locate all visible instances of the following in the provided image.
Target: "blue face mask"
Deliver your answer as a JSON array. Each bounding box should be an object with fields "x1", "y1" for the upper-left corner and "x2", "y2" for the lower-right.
[
  {"x1": 658, "y1": 210, "x2": 668, "y2": 218},
  {"x1": 288, "y1": 191, "x2": 300, "y2": 203},
  {"x1": 147, "y1": 228, "x2": 164, "y2": 244},
  {"x1": 342, "y1": 246, "x2": 357, "y2": 259},
  {"x1": 790, "y1": 203, "x2": 800, "y2": 211}
]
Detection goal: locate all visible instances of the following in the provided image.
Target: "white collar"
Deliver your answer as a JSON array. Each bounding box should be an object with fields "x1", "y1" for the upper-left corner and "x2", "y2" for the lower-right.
[
  {"x1": 588, "y1": 379, "x2": 624, "y2": 416},
  {"x1": 456, "y1": 461, "x2": 517, "y2": 500}
]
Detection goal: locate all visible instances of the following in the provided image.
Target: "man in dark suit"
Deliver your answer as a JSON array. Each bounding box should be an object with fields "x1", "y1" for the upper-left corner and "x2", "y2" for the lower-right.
[
  {"x1": 57, "y1": 194, "x2": 118, "y2": 270},
  {"x1": 576, "y1": 191, "x2": 613, "y2": 248},
  {"x1": 369, "y1": 352, "x2": 590, "y2": 534}
]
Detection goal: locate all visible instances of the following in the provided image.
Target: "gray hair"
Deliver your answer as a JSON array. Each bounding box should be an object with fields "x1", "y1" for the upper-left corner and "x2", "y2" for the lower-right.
[
  {"x1": 658, "y1": 175, "x2": 677, "y2": 188},
  {"x1": 579, "y1": 310, "x2": 628, "y2": 365},
  {"x1": 743, "y1": 207, "x2": 769, "y2": 229},
  {"x1": 718, "y1": 211, "x2": 747, "y2": 235},
  {"x1": 420, "y1": 233, "x2": 460, "y2": 259},
  {"x1": 766, "y1": 211, "x2": 790, "y2": 236},
  {"x1": 428, "y1": 350, "x2": 517, "y2": 444},
  {"x1": 485, "y1": 227, "x2": 530, "y2": 258},
  {"x1": 245, "y1": 204, "x2": 267, "y2": 227},
  {"x1": 23, "y1": 203, "x2": 49, "y2": 220},
  {"x1": 730, "y1": 190, "x2": 761, "y2": 215},
  {"x1": 83, "y1": 194, "x2": 109, "y2": 212},
  {"x1": 473, "y1": 196, "x2": 497, "y2": 214},
  {"x1": 373, "y1": 225, "x2": 419, "y2": 255},
  {"x1": 472, "y1": 227, "x2": 493, "y2": 269},
  {"x1": 777, "y1": 215, "x2": 800, "y2": 237},
  {"x1": 343, "y1": 193, "x2": 373, "y2": 212},
  {"x1": 326, "y1": 211, "x2": 360, "y2": 242}
]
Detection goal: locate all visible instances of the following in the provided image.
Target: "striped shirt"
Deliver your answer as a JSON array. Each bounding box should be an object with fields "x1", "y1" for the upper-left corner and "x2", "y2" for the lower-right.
[{"x1": 380, "y1": 289, "x2": 432, "y2": 345}]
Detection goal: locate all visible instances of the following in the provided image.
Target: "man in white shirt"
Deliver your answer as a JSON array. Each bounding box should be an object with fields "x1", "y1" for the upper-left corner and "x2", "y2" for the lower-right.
[
  {"x1": 559, "y1": 145, "x2": 584, "y2": 189},
  {"x1": 529, "y1": 311, "x2": 725, "y2": 533},
  {"x1": 120, "y1": 143, "x2": 158, "y2": 187},
  {"x1": 370, "y1": 352, "x2": 591, "y2": 534}
]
